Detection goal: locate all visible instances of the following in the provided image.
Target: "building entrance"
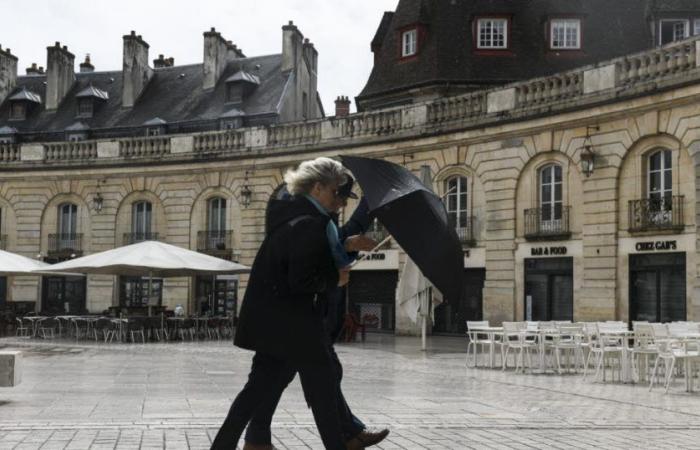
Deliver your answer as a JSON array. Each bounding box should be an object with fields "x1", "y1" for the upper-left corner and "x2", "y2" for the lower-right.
[
  {"x1": 630, "y1": 252, "x2": 686, "y2": 323},
  {"x1": 524, "y1": 257, "x2": 573, "y2": 321},
  {"x1": 433, "y1": 269, "x2": 484, "y2": 334},
  {"x1": 348, "y1": 270, "x2": 397, "y2": 332},
  {"x1": 42, "y1": 276, "x2": 86, "y2": 314},
  {"x1": 195, "y1": 276, "x2": 238, "y2": 317}
]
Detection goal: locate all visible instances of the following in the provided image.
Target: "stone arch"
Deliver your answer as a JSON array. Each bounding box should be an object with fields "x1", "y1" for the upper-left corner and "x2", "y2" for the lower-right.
[
  {"x1": 189, "y1": 186, "x2": 242, "y2": 256},
  {"x1": 514, "y1": 151, "x2": 583, "y2": 239},
  {"x1": 40, "y1": 192, "x2": 92, "y2": 258},
  {"x1": 114, "y1": 191, "x2": 168, "y2": 246},
  {"x1": 435, "y1": 164, "x2": 486, "y2": 243}
]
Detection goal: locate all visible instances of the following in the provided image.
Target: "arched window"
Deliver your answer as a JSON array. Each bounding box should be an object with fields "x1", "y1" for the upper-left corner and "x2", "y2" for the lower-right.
[
  {"x1": 131, "y1": 201, "x2": 152, "y2": 238},
  {"x1": 648, "y1": 149, "x2": 672, "y2": 207},
  {"x1": 445, "y1": 176, "x2": 469, "y2": 228},
  {"x1": 208, "y1": 197, "x2": 227, "y2": 233},
  {"x1": 539, "y1": 164, "x2": 562, "y2": 223}
]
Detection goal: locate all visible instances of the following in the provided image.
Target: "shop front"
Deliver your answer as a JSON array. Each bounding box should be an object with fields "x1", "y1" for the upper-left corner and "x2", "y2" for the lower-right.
[
  {"x1": 195, "y1": 275, "x2": 238, "y2": 317},
  {"x1": 42, "y1": 276, "x2": 87, "y2": 314},
  {"x1": 433, "y1": 248, "x2": 484, "y2": 335},
  {"x1": 349, "y1": 250, "x2": 398, "y2": 332}
]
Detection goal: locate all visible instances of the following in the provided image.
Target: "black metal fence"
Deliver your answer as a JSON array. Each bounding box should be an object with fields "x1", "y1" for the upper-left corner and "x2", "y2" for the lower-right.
[
  {"x1": 628, "y1": 196, "x2": 684, "y2": 232},
  {"x1": 524, "y1": 206, "x2": 571, "y2": 240},
  {"x1": 197, "y1": 230, "x2": 233, "y2": 258},
  {"x1": 123, "y1": 232, "x2": 159, "y2": 245},
  {"x1": 48, "y1": 233, "x2": 83, "y2": 256}
]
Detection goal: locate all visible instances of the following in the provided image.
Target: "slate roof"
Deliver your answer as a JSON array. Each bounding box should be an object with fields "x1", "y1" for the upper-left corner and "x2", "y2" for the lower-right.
[
  {"x1": 358, "y1": 0, "x2": 700, "y2": 109},
  {"x1": 75, "y1": 85, "x2": 109, "y2": 100},
  {"x1": 0, "y1": 53, "x2": 289, "y2": 138}
]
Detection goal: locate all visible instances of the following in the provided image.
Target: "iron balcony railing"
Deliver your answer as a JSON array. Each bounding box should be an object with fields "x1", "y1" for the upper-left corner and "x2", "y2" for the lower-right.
[
  {"x1": 48, "y1": 233, "x2": 83, "y2": 256},
  {"x1": 0, "y1": 234, "x2": 6, "y2": 250},
  {"x1": 628, "y1": 196, "x2": 684, "y2": 233},
  {"x1": 123, "y1": 232, "x2": 159, "y2": 245},
  {"x1": 197, "y1": 230, "x2": 234, "y2": 259},
  {"x1": 449, "y1": 216, "x2": 476, "y2": 247},
  {"x1": 524, "y1": 206, "x2": 571, "y2": 240}
]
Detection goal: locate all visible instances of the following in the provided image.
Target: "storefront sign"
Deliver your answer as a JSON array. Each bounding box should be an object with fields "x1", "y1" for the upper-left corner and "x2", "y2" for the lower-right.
[
  {"x1": 531, "y1": 246, "x2": 568, "y2": 256},
  {"x1": 634, "y1": 240, "x2": 677, "y2": 252},
  {"x1": 352, "y1": 250, "x2": 399, "y2": 271}
]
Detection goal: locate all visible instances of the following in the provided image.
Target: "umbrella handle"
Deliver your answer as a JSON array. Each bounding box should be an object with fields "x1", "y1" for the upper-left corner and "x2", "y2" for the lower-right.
[{"x1": 348, "y1": 235, "x2": 392, "y2": 268}]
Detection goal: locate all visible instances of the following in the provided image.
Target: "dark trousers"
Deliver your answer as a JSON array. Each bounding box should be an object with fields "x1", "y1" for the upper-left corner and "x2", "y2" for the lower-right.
[
  {"x1": 211, "y1": 351, "x2": 345, "y2": 450},
  {"x1": 244, "y1": 345, "x2": 365, "y2": 445}
]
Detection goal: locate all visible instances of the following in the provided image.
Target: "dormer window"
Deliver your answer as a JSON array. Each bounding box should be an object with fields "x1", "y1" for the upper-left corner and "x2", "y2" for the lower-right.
[
  {"x1": 225, "y1": 71, "x2": 260, "y2": 104},
  {"x1": 65, "y1": 122, "x2": 89, "y2": 141},
  {"x1": 402, "y1": 29, "x2": 417, "y2": 57},
  {"x1": 659, "y1": 19, "x2": 690, "y2": 45},
  {"x1": 77, "y1": 99, "x2": 93, "y2": 118},
  {"x1": 10, "y1": 103, "x2": 25, "y2": 121},
  {"x1": 476, "y1": 17, "x2": 509, "y2": 49},
  {"x1": 219, "y1": 108, "x2": 245, "y2": 130},
  {"x1": 143, "y1": 117, "x2": 167, "y2": 137},
  {"x1": 550, "y1": 19, "x2": 581, "y2": 50},
  {"x1": 75, "y1": 85, "x2": 108, "y2": 119}
]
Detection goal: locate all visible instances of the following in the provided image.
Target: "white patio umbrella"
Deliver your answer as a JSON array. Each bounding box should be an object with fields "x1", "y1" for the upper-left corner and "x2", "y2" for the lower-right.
[
  {"x1": 0, "y1": 248, "x2": 82, "y2": 276},
  {"x1": 36, "y1": 240, "x2": 250, "y2": 314}
]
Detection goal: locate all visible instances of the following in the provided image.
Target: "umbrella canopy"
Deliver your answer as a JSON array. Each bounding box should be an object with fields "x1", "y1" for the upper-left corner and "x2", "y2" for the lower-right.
[
  {"x1": 37, "y1": 240, "x2": 250, "y2": 277},
  {"x1": 0, "y1": 249, "x2": 53, "y2": 275},
  {"x1": 341, "y1": 155, "x2": 464, "y2": 304}
]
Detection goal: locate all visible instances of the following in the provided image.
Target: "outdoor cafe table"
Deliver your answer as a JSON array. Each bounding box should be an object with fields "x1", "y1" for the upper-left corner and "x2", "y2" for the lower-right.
[
  {"x1": 22, "y1": 316, "x2": 48, "y2": 337},
  {"x1": 527, "y1": 327, "x2": 562, "y2": 373},
  {"x1": 469, "y1": 326, "x2": 503, "y2": 368}
]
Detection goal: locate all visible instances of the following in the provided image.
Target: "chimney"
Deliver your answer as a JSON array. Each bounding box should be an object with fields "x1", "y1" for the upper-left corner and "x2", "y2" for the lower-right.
[
  {"x1": 335, "y1": 96, "x2": 351, "y2": 117},
  {"x1": 79, "y1": 54, "x2": 94, "y2": 73},
  {"x1": 122, "y1": 31, "x2": 153, "y2": 107},
  {"x1": 26, "y1": 62, "x2": 45, "y2": 75},
  {"x1": 303, "y1": 38, "x2": 318, "y2": 118},
  {"x1": 0, "y1": 45, "x2": 18, "y2": 103},
  {"x1": 226, "y1": 41, "x2": 245, "y2": 59},
  {"x1": 282, "y1": 20, "x2": 304, "y2": 73},
  {"x1": 46, "y1": 42, "x2": 76, "y2": 110},
  {"x1": 203, "y1": 27, "x2": 229, "y2": 90},
  {"x1": 153, "y1": 54, "x2": 174, "y2": 68}
]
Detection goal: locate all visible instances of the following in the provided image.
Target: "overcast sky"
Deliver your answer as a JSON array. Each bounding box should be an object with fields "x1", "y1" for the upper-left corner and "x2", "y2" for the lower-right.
[{"x1": 1, "y1": 0, "x2": 399, "y2": 113}]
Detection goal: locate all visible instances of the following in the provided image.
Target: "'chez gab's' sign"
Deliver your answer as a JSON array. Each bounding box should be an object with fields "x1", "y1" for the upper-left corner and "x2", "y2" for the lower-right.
[{"x1": 635, "y1": 240, "x2": 677, "y2": 252}]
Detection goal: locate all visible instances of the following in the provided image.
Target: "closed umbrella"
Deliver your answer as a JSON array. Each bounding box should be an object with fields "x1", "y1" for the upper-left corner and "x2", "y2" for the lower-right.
[{"x1": 341, "y1": 155, "x2": 464, "y2": 305}]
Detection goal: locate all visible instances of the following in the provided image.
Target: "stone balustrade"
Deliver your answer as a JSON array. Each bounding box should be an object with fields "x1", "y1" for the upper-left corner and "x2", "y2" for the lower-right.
[
  {"x1": 44, "y1": 141, "x2": 97, "y2": 161},
  {"x1": 193, "y1": 130, "x2": 245, "y2": 153},
  {"x1": 0, "y1": 143, "x2": 20, "y2": 162},
  {"x1": 119, "y1": 136, "x2": 171, "y2": 158},
  {"x1": 7, "y1": 36, "x2": 700, "y2": 166}
]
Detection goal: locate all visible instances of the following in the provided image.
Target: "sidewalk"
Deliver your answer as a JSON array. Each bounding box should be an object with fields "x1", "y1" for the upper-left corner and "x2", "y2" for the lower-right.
[{"x1": 1, "y1": 335, "x2": 700, "y2": 449}]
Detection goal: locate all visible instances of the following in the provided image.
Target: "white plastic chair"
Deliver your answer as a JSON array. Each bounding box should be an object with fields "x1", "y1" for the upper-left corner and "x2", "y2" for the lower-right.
[
  {"x1": 501, "y1": 322, "x2": 537, "y2": 373},
  {"x1": 466, "y1": 320, "x2": 493, "y2": 367}
]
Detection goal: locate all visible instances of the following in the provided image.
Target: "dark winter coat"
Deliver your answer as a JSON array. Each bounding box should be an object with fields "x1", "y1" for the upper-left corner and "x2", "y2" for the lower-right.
[{"x1": 234, "y1": 196, "x2": 339, "y2": 363}]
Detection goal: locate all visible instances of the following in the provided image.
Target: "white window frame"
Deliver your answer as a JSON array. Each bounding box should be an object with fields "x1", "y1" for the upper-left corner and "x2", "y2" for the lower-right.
[
  {"x1": 58, "y1": 203, "x2": 78, "y2": 236},
  {"x1": 402, "y1": 29, "x2": 418, "y2": 57},
  {"x1": 647, "y1": 150, "x2": 673, "y2": 201},
  {"x1": 694, "y1": 19, "x2": 700, "y2": 36},
  {"x1": 477, "y1": 18, "x2": 508, "y2": 49},
  {"x1": 131, "y1": 201, "x2": 152, "y2": 236},
  {"x1": 550, "y1": 19, "x2": 581, "y2": 50},
  {"x1": 659, "y1": 19, "x2": 690, "y2": 45},
  {"x1": 445, "y1": 176, "x2": 469, "y2": 228},
  {"x1": 208, "y1": 197, "x2": 227, "y2": 233},
  {"x1": 539, "y1": 164, "x2": 563, "y2": 226}
]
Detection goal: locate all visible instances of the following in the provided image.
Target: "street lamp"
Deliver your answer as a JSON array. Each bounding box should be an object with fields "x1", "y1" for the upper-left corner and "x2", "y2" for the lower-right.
[{"x1": 92, "y1": 192, "x2": 103, "y2": 212}]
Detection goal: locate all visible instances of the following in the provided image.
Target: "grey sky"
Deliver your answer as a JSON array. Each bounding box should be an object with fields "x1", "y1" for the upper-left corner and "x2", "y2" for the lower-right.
[{"x1": 1, "y1": 0, "x2": 398, "y2": 114}]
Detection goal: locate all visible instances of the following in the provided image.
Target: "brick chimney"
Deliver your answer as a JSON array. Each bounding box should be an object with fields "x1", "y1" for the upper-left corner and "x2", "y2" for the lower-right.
[
  {"x1": 335, "y1": 96, "x2": 351, "y2": 117},
  {"x1": 203, "y1": 27, "x2": 229, "y2": 90},
  {"x1": 282, "y1": 20, "x2": 304, "y2": 73},
  {"x1": 46, "y1": 42, "x2": 75, "y2": 110},
  {"x1": 226, "y1": 41, "x2": 245, "y2": 59},
  {"x1": 122, "y1": 31, "x2": 153, "y2": 108},
  {"x1": 26, "y1": 63, "x2": 45, "y2": 75},
  {"x1": 79, "y1": 54, "x2": 94, "y2": 73},
  {"x1": 0, "y1": 45, "x2": 18, "y2": 104},
  {"x1": 153, "y1": 54, "x2": 174, "y2": 68}
]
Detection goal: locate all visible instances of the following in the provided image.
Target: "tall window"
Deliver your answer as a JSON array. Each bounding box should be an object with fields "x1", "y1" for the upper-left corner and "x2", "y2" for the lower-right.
[
  {"x1": 208, "y1": 197, "x2": 227, "y2": 233},
  {"x1": 539, "y1": 165, "x2": 563, "y2": 223},
  {"x1": 477, "y1": 18, "x2": 508, "y2": 49},
  {"x1": 402, "y1": 29, "x2": 417, "y2": 56},
  {"x1": 132, "y1": 201, "x2": 152, "y2": 238},
  {"x1": 695, "y1": 19, "x2": 700, "y2": 36},
  {"x1": 550, "y1": 19, "x2": 581, "y2": 49},
  {"x1": 77, "y1": 99, "x2": 93, "y2": 118},
  {"x1": 445, "y1": 176, "x2": 468, "y2": 228},
  {"x1": 648, "y1": 149, "x2": 672, "y2": 209},
  {"x1": 58, "y1": 203, "x2": 78, "y2": 236}
]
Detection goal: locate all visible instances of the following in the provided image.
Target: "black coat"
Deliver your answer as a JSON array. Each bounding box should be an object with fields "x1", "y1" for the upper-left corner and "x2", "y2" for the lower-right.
[{"x1": 234, "y1": 196, "x2": 339, "y2": 363}]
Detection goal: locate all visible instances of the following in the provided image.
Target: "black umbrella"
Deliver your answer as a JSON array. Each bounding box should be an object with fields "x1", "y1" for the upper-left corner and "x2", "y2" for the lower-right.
[{"x1": 340, "y1": 155, "x2": 464, "y2": 304}]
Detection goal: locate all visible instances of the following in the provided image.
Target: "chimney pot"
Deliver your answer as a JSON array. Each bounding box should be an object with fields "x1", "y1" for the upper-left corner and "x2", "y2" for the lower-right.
[
  {"x1": 5, "y1": 48, "x2": 9, "y2": 54},
  {"x1": 130, "y1": 30, "x2": 135, "y2": 36},
  {"x1": 55, "y1": 41, "x2": 60, "y2": 47},
  {"x1": 288, "y1": 20, "x2": 293, "y2": 25},
  {"x1": 334, "y1": 95, "x2": 351, "y2": 117},
  {"x1": 211, "y1": 27, "x2": 216, "y2": 32}
]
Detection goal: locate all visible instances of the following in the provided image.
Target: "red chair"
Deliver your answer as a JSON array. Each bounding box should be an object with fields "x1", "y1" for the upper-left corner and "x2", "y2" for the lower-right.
[{"x1": 341, "y1": 313, "x2": 366, "y2": 343}]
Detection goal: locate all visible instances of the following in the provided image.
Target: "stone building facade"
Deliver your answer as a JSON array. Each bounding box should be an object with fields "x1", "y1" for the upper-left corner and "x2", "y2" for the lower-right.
[{"x1": 0, "y1": 35, "x2": 700, "y2": 334}]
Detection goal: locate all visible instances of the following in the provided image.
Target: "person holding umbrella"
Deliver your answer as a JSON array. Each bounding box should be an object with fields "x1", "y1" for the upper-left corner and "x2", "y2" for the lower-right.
[
  {"x1": 212, "y1": 157, "x2": 374, "y2": 450},
  {"x1": 240, "y1": 181, "x2": 389, "y2": 449}
]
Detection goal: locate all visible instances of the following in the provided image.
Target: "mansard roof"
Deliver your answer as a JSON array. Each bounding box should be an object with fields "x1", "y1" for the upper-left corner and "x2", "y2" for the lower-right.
[
  {"x1": 9, "y1": 88, "x2": 41, "y2": 103},
  {"x1": 0, "y1": 53, "x2": 286, "y2": 135},
  {"x1": 358, "y1": 0, "x2": 700, "y2": 109},
  {"x1": 75, "y1": 85, "x2": 109, "y2": 100}
]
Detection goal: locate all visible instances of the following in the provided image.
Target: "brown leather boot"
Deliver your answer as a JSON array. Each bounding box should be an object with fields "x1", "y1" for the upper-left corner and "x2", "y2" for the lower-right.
[
  {"x1": 242, "y1": 442, "x2": 277, "y2": 450},
  {"x1": 354, "y1": 428, "x2": 390, "y2": 447}
]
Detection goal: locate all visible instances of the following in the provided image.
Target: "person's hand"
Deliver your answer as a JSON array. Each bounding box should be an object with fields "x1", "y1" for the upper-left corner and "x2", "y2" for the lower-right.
[
  {"x1": 344, "y1": 234, "x2": 378, "y2": 252},
  {"x1": 337, "y1": 267, "x2": 351, "y2": 287}
]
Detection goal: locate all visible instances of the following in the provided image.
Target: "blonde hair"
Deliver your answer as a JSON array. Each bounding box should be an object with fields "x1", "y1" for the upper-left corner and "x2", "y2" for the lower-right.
[{"x1": 283, "y1": 157, "x2": 349, "y2": 196}]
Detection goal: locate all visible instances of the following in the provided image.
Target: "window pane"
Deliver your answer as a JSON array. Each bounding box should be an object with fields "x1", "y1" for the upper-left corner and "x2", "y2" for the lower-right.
[
  {"x1": 554, "y1": 165, "x2": 562, "y2": 182},
  {"x1": 649, "y1": 172, "x2": 661, "y2": 193},
  {"x1": 664, "y1": 170, "x2": 672, "y2": 191},
  {"x1": 649, "y1": 152, "x2": 661, "y2": 171},
  {"x1": 554, "y1": 203, "x2": 562, "y2": 220},
  {"x1": 541, "y1": 203, "x2": 552, "y2": 221},
  {"x1": 554, "y1": 183, "x2": 562, "y2": 202},
  {"x1": 663, "y1": 149, "x2": 672, "y2": 168},
  {"x1": 541, "y1": 167, "x2": 552, "y2": 184},
  {"x1": 542, "y1": 184, "x2": 552, "y2": 202}
]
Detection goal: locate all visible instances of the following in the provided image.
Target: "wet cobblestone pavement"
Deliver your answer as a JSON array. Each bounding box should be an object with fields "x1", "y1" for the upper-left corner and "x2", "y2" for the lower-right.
[{"x1": 2, "y1": 335, "x2": 700, "y2": 449}]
